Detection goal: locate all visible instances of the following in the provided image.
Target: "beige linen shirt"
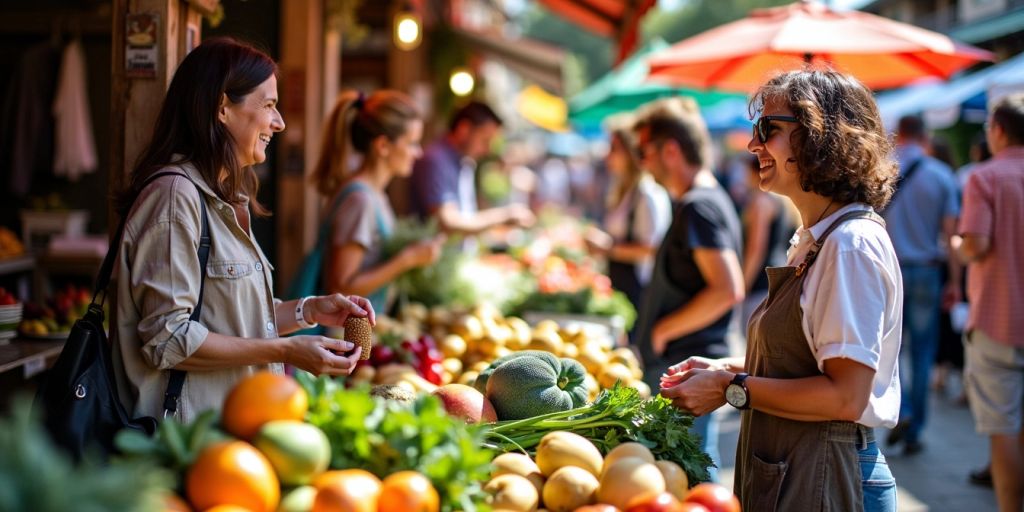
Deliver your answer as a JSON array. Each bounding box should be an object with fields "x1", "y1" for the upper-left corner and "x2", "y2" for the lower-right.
[{"x1": 111, "y1": 162, "x2": 282, "y2": 422}]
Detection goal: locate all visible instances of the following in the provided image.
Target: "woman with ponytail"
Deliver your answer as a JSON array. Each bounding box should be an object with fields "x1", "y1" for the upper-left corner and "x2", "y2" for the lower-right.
[{"x1": 311, "y1": 90, "x2": 443, "y2": 314}]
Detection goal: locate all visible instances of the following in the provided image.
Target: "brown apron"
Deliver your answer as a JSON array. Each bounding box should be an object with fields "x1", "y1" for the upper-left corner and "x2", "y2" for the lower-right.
[{"x1": 736, "y1": 210, "x2": 885, "y2": 511}]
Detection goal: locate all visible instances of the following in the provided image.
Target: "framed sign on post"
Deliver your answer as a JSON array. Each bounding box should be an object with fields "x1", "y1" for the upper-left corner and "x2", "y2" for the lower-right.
[{"x1": 125, "y1": 12, "x2": 159, "y2": 78}]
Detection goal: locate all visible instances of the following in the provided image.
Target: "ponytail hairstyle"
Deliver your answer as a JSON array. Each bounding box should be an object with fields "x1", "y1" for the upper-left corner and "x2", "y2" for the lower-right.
[{"x1": 312, "y1": 89, "x2": 421, "y2": 198}]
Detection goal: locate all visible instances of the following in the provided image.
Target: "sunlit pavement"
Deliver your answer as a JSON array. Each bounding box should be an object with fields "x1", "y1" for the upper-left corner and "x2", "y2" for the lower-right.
[{"x1": 714, "y1": 389, "x2": 997, "y2": 511}]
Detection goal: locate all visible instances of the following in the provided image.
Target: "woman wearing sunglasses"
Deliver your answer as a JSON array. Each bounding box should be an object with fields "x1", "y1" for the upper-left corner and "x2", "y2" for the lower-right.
[{"x1": 660, "y1": 69, "x2": 902, "y2": 512}]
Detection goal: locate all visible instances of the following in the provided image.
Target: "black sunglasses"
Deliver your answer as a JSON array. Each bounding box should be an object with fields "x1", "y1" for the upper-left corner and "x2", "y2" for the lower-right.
[{"x1": 753, "y1": 115, "x2": 799, "y2": 143}]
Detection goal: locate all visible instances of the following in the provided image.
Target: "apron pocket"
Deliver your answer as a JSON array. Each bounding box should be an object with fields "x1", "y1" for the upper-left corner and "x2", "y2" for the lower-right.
[{"x1": 746, "y1": 453, "x2": 788, "y2": 512}]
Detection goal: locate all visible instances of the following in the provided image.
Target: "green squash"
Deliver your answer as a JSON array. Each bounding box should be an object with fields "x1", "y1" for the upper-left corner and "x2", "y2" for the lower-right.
[{"x1": 481, "y1": 350, "x2": 589, "y2": 421}]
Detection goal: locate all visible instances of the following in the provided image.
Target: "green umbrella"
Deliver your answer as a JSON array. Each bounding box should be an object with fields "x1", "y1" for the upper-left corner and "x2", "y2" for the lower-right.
[{"x1": 569, "y1": 38, "x2": 745, "y2": 125}]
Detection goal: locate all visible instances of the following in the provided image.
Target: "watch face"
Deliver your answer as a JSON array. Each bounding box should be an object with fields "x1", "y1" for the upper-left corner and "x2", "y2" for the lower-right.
[{"x1": 726, "y1": 384, "x2": 747, "y2": 407}]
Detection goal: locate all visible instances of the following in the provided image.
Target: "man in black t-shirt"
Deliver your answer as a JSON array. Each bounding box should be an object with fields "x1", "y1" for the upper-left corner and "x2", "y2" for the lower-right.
[{"x1": 632, "y1": 98, "x2": 745, "y2": 481}]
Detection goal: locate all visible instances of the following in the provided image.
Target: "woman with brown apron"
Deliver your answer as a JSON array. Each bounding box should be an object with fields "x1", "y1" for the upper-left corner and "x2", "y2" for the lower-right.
[{"x1": 660, "y1": 70, "x2": 903, "y2": 511}]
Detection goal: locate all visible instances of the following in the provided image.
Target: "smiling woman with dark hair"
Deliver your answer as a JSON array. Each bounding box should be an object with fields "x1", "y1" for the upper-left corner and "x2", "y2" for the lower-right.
[
  {"x1": 659, "y1": 69, "x2": 902, "y2": 512},
  {"x1": 111, "y1": 38, "x2": 375, "y2": 423}
]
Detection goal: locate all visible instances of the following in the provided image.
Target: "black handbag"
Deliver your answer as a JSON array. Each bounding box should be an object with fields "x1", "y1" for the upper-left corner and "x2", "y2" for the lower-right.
[{"x1": 34, "y1": 171, "x2": 211, "y2": 461}]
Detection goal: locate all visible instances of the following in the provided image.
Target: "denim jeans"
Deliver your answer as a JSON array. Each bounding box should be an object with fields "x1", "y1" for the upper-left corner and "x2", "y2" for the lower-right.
[
  {"x1": 860, "y1": 440, "x2": 897, "y2": 512},
  {"x1": 899, "y1": 264, "x2": 942, "y2": 443},
  {"x1": 690, "y1": 411, "x2": 720, "y2": 482}
]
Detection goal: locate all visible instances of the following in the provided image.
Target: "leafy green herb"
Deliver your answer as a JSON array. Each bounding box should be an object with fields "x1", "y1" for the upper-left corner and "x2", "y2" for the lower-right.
[
  {"x1": 115, "y1": 410, "x2": 230, "y2": 489},
  {"x1": 299, "y1": 374, "x2": 494, "y2": 512},
  {"x1": 510, "y1": 287, "x2": 637, "y2": 330},
  {"x1": 0, "y1": 398, "x2": 172, "y2": 512},
  {"x1": 484, "y1": 385, "x2": 712, "y2": 484},
  {"x1": 381, "y1": 217, "x2": 478, "y2": 308}
]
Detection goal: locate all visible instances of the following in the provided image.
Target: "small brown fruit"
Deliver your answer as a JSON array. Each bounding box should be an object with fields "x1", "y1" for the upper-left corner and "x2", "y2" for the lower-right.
[{"x1": 344, "y1": 317, "x2": 373, "y2": 360}]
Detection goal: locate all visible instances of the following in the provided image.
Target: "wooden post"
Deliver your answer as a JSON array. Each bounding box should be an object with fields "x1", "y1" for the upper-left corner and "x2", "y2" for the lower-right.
[
  {"x1": 109, "y1": 0, "x2": 207, "y2": 216},
  {"x1": 276, "y1": 0, "x2": 333, "y2": 295}
]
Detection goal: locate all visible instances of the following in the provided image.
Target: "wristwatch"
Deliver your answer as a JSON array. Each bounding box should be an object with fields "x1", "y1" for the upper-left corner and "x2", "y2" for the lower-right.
[{"x1": 725, "y1": 373, "x2": 751, "y2": 410}]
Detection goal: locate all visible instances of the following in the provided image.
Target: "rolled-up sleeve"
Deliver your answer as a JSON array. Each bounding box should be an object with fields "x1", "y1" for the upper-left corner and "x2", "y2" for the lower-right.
[
  {"x1": 128, "y1": 196, "x2": 209, "y2": 370},
  {"x1": 809, "y1": 250, "x2": 894, "y2": 372}
]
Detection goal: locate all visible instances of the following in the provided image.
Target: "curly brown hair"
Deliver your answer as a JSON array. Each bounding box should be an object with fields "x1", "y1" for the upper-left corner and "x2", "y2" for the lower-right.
[{"x1": 749, "y1": 69, "x2": 898, "y2": 210}]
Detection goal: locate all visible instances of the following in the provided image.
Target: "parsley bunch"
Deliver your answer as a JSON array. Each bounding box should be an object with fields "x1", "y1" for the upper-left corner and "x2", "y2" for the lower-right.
[{"x1": 300, "y1": 375, "x2": 494, "y2": 512}]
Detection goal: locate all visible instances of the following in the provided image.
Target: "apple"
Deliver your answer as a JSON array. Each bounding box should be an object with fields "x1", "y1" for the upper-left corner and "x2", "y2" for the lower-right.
[{"x1": 432, "y1": 383, "x2": 497, "y2": 423}]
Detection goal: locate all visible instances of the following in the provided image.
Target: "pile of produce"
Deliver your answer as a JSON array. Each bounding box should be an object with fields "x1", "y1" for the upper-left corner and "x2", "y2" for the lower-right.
[
  {"x1": 115, "y1": 371, "x2": 481, "y2": 512},
  {"x1": 381, "y1": 218, "x2": 531, "y2": 310},
  {"x1": 354, "y1": 303, "x2": 650, "y2": 403},
  {"x1": 380, "y1": 216, "x2": 637, "y2": 326},
  {"x1": 482, "y1": 432, "x2": 736, "y2": 512},
  {"x1": 484, "y1": 385, "x2": 714, "y2": 486}
]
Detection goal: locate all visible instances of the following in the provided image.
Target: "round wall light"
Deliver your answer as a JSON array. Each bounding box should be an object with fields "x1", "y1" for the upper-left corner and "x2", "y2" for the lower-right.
[
  {"x1": 393, "y1": 11, "x2": 421, "y2": 51},
  {"x1": 449, "y1": 69, "x2": 475, "y2": 96}
]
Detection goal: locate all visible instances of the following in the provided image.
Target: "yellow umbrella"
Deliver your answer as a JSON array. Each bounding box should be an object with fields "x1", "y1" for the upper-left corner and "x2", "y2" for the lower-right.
[{"x1": 517, "y1": 85, "x2": 568, "y2": 132}]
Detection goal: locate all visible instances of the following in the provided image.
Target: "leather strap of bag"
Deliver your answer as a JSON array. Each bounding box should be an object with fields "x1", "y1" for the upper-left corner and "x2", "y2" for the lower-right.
[
  {"x1": 888, "y1": 158, "x2": 923, "y2": 206},
  {"x1": 92, "y1": 170, "x2": 210, "y2": 417}
]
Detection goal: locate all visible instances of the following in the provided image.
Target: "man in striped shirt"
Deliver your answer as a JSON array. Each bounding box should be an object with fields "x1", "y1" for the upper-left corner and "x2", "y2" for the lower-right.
[{"x1": 956, "y1": 92, "x2": 1024, "y2": 512}]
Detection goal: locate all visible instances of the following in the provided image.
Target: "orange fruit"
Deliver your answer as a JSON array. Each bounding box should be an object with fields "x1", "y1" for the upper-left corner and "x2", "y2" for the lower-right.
[
  {"x1": 204, "y1": 507, "x2": 254, "y2": 512},
  {"x1": 377, "y1": 471, "x2": 440, "y2": 512},
  {"x1": 222, "y1": 371, "x2": 308, "y2": 439},
  {"x1": 162, "y1": 493, "x2": 192, "y2": 511},
  {"x1": 186, "y1": 441, "x2": 280, "y2": 512},
  {"x1": 311, "y1": 469, "x2": 382, "y2": 512}
]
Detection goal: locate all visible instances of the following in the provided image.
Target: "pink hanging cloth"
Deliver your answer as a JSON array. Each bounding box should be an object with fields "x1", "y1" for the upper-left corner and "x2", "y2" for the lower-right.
[{"x1": 52, "y1": 39, "x2": 97, "y2": 180}]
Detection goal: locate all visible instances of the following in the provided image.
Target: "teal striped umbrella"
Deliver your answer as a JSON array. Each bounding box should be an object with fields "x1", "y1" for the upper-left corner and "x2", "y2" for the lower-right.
[{"x1": 569, "y1": 38, "x2": 745, "y2": 125}]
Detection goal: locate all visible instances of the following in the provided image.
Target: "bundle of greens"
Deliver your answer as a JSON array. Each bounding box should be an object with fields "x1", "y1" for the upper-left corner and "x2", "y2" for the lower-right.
[
  {"x1": 510, "y1": 288, "x2": 637, "y2": 330},
  {"x1": 298, "y1": 374, "x2": 494, "y2": 512},
  {"x1": 483, "y1": 385, "x2": 713, "y2": 484},
  {"x1": 381, "y1": 217, "x2": 477, "y2": 308},
  {"x1": 0, "y1": 399, "x2": 172, "y2": 512}
]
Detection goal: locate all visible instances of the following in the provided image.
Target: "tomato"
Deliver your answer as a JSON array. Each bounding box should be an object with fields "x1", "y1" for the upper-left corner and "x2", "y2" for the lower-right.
[
  {"x1": 626, "y1": 492, "x2": 685, "y2": 512},
  {"x1": 682, "y1": 483, "x2": 740, "y2": 512}
]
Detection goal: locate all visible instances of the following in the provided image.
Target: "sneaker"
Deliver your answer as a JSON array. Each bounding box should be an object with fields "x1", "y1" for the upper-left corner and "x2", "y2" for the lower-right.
[
  {"x1": 968, "y1": 466, "x2": 993, "y2": 488},
  {"x1": 886, "y1": 420, "x2": 911, "y2": 447}
]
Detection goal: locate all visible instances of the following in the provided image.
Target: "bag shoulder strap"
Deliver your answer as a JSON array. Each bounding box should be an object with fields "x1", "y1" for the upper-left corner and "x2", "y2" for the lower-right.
[
  {"x1": 795, "y1": 210, "x2": 885, "y2": 276},
  {"x1": 319, "y1": 180, "x2": 389, "y2": 243},
  {"x1": 94, "y1": 170, "x2": 210, "y2": 416},
  {"x1": 889, "y1": 158, "x2": 924, "y2": 205}
]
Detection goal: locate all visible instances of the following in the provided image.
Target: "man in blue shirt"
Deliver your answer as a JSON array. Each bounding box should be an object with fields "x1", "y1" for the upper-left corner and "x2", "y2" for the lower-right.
[
  {"x1": 883, "y1": 115, "x2": 961, "y2": 455},
  {"x1": 411, "y1": 102, "x2": 533, "y2": 238}
]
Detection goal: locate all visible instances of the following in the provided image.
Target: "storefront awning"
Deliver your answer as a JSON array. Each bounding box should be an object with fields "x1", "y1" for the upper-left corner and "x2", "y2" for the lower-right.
[
  {"x1": 948, "y1": 7, "x2": 1024, "y2": 45},
  {"x1": 453, "y1": 28, "x2": 566, "y2": 94},
  {"x1": 536, "y1": 0, "x2": 657, "y2": 62}
]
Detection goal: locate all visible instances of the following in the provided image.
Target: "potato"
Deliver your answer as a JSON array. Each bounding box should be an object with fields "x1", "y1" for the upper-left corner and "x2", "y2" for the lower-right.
[
  {"x1": 535, "y1": 431, "x2": 603, "y2": 478},
  {"x1": 601, "y1": 442, "x2": 654, "y2": 476},
  {"x1": 491, "y1": 453, "x2": 545, "y2": 496},
  {"x1": 597, "y1": 457, "x2": 665, "y2": 510},
  {"x1": 597, "y1": 363, "x2": 634, "y2": 389},
  {"x1": 485, "y1": 474, "x2": 539, "y2": 511},
  {"x1": 542, "y1": 466, "x2": 598, "y2": 512},
  {"x1": 654, "y1": 460, "x2": 689, "y2": 501}
]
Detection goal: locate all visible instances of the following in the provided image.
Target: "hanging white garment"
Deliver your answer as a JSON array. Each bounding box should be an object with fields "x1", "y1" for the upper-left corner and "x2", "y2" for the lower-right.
[{"x1": 52, "y1": 39, "x2": 97, "y2": 180}]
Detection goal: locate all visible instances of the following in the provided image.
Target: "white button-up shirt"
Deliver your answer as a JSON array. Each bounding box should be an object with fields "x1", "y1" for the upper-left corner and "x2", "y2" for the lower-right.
[{"x1": 788, "y1": 203, "x2": 903, "y2": 428}]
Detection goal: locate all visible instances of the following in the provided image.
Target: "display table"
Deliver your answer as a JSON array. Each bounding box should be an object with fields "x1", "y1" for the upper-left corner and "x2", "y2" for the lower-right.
[{"x1": 0, "y1": 339, "x2": 63, "y2": 379}]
